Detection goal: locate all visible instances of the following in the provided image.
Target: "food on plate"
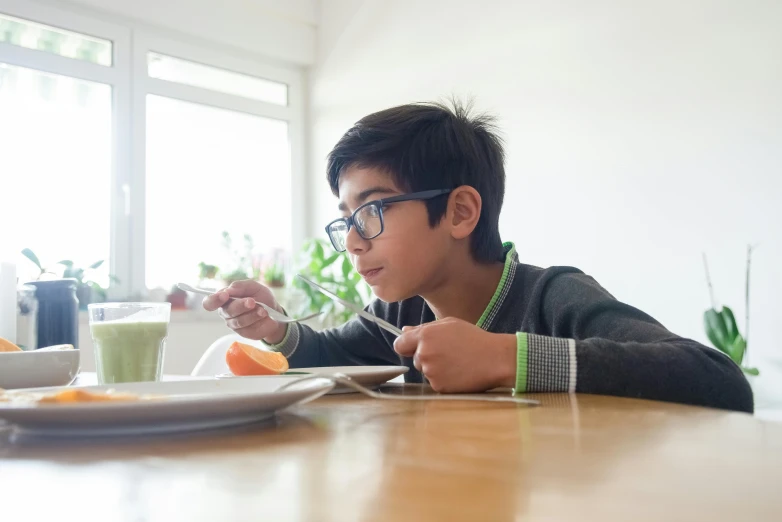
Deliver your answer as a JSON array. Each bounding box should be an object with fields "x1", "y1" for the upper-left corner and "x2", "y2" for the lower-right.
[
  {"x1": 0, "y1": 337, "x2": 22, "y2": 352},
  {"x1": 36, "y1": 388, "x2": 141, "y2": 403},
  {"x1": 226, "y1": 341, "x2": 289, "y2": 376},
  {"x1": 0, "y1": 387, "x2": 147, "y2": 404}
]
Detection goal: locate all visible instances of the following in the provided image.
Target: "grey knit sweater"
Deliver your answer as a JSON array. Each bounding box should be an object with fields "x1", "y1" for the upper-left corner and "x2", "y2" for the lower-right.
[{"x1": 271, "y1": 244, "x2": 753, "y2": 413}]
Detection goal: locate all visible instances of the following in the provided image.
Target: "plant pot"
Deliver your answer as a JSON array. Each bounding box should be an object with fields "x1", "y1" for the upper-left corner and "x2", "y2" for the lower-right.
[
  {"x1": 167, "y1": 292, "x2": 188, "y2": 310},
  {"x1": 76, "y1": 284, "x2": 93, "y2": 310}
]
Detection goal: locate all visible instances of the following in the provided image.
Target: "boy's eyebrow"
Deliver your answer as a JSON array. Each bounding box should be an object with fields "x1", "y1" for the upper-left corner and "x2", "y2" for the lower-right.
[{"x1": 338, "y1": 186, "x2": 400, "y2": 211}]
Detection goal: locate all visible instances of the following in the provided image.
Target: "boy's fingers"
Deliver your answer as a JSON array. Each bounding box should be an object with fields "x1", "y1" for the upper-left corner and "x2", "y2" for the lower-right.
[
  {"x1": 393, "y1": 329, "x2": 420, "y2": 357},
  {"x1": 235, "y1": 319, "x2": 277, "y2": 342},
  {"x1": 226, "y1": 309, "x2": 265, "y2": 331},
  {"x1": 413, "y1": 352, "x2": 422, "y2": 372},
  {"x1": 202, "y1": 291, "x2": 229, "y2": 312},
  {"x1": 225, "y1": 312, "x2": 261, "y2": 330},
  {"x1": 221, "y1": 297, "x2": 256, "y2": 318}
]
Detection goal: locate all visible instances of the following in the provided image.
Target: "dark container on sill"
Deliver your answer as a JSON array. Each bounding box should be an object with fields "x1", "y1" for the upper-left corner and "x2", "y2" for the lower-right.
[{"x1": 26, "y1": 279, "x2": 79, "y2": 349}]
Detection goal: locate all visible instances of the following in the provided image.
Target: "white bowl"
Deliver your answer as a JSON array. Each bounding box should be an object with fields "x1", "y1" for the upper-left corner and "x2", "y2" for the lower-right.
[{"x1": 0, "y1": 348, "x2": 80, "y2": 389}]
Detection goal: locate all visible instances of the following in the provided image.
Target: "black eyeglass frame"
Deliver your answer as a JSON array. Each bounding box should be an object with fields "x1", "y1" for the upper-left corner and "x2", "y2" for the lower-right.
[{"x1": 324, "y1": 189, "x2": 453, "y2": 252}]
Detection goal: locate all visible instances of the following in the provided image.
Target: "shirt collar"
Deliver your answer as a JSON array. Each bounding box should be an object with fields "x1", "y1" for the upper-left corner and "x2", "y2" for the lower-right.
[{"x1": 476, "y1": 242, "x2": 517, "y2": 330}]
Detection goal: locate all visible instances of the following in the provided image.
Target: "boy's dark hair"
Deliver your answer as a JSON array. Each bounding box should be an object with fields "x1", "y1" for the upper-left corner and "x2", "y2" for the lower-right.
[{"x1": 326, "y1": 99, "x2": 506, "y2": 263}]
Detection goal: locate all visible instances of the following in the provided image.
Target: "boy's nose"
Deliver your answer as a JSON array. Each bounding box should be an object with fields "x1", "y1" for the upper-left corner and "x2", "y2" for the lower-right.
[{"x1": 345, "y1": 224, "x2": 369, "y2": 254}]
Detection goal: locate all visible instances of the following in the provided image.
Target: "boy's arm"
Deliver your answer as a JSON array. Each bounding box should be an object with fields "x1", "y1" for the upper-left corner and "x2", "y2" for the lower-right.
[
  {"x1": 516, "y1": 272, "x2": 753, "y2": 412},
  {"x1": 268, "y1": 299, "x2": 401, "y2": 367}
]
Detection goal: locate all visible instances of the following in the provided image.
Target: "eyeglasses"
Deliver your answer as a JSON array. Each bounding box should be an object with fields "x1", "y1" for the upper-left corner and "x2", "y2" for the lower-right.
[{"x1": 325, "y1": 189, "x2": 452, "y2": 252}]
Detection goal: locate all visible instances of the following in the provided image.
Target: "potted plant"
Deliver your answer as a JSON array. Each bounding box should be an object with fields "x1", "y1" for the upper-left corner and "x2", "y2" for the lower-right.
[
  {"x1": 166, "y1": 285, "x2": 188, "y2": 310},
  {"x1": 292, "y1": 239, "x2": 371, "y2": 329},
  {"x1": 221, "y1": 268, "x2": 250, "y2": 287},
  {"x1": 21, "y1": 248, "x2": 118, "y2": 309},
  {"x1": 263, "y1": 251, "x2": 287, "y2": 289},
  {"x1": 702, "y1": 245, "x2": 759, "y2": 375},
  {"x1": 218, "y1": 231, "x2": 256, "y2": 286},
  {"x1": 198, "y1": 262, "x2": 219, "y2": 281},
  {"x1": 260, "y1": 253, "x2": 291, "y2": 309}
]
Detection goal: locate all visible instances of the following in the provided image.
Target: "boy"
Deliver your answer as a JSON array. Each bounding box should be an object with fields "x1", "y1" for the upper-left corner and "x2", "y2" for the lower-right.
[{"x1": 203, "y1": 101, "x2": 752, "y2": 413}]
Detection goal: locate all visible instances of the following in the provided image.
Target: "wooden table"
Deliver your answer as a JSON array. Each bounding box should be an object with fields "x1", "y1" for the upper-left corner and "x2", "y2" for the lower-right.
[{"x1": 1, "y1": 386, "x2": 781, "y2": 522}]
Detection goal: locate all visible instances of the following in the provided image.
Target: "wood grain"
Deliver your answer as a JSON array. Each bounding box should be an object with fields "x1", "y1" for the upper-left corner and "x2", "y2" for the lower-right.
[{"x1": 1, "y1": 386, "x2": 780, "y2": 522}]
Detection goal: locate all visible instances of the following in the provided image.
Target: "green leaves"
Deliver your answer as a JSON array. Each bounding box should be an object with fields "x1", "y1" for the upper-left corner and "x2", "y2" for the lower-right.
[
  {"x1": 704, "y1": 309, "x2": 729, "y2": 352},
  {"x1": 295, "y1": 238, "x2": 370, "y2": 326},
  {"x1": 701, "y1": 248, "x2": 760, "y2": 376},
  {"x1": 322, "y1": 253, "x2": 340, "y2": 269},
  {"x1": 19, "y1": 249, "x2": 118, "y2": 297},
  {"x1": 198, "y1": 262, "x2": 219, "y2": 280},
  {"x1": 703, "y1": 306, "x2": 747, "y2": 367},
  {"x1": 721, "y1": 306, "x2": 739, "y2": 341},
  {"x1": 729, "y1": 336, "x2": 747, "y2": 365},
  {"x1": 21, "y1": 248, "x2": 43, "y2": 272},
  {"x1": 341, "y1": 256, "x2": 352, "y2": 279}
]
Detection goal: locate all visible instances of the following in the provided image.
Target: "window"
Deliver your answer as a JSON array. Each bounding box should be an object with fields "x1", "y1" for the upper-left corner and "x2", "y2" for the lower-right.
[
  {"x1": 0, "y1": 12, "x2": 112, "y2": 65},
  {"x1": 0, "y1": 4, "x2": 304, "y2": 298},
  {"x1": 135, "y1": 38, "x2": 302, "y2": 294},
  {"x1": 147, "y1": 52, "x2": 287, "y2": 105},
  {"x1": 145, "y1": 95, "x2": 291, "y2": 289},
  {"x1": 0, "y1": 4, "x2": 127, "y2": 291},
  {"x1": 0, "y1": 64, "x2": 112, "y2": 284}
]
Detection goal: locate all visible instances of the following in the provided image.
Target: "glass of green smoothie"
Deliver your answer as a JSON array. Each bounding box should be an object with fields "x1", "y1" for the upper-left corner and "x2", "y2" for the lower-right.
[{"x1": 88, "y1": 302, "x2": 171, "y2": 384}]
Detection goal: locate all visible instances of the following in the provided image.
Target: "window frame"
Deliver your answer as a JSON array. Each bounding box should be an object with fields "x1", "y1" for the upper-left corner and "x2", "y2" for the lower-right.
[
  {"x1": 0, "y1": 0, "x2": 306, "y2": 298},
  {"x1": 0, "y1": 0, "x2": 131, "y2": 298}
]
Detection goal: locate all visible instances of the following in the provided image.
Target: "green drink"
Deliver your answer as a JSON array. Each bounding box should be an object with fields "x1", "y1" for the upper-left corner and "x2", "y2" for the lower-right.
[{"x1": 88, "y1": 303, "x2": 171, "y2": 384}]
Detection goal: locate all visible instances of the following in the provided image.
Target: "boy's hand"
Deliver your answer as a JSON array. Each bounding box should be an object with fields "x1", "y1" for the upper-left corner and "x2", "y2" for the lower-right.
[
  {"x1": 393, "y1": 317, "x2": 517, "y2": 393},
  {"x1": 202, "y1": 280, "x2": 287, "y2": 344}
]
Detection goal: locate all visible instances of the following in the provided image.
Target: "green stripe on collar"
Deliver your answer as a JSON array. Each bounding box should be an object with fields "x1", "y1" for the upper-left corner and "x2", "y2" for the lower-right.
[{"x1": 476, "y1": 242, "x2": 516, "y2": 329}]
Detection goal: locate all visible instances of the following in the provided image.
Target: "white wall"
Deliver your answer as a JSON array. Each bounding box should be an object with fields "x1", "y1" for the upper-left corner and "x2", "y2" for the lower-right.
[
  {"x1": 37, "y1": 0, "x2": 318, "y2": 65},
  {"x1": 310, "y1": 0, "x2": 782, "y2": 363}
]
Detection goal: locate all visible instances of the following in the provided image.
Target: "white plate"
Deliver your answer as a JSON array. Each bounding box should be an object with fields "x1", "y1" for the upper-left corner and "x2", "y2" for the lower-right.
[
  {"x1": 294, "y1": 366, "x2": 408, "y2": 388},
  {"x1": 218, "y1": 365, "x2": 409, "y2": 392},
  {"x1": 0, "y1": 376, "x2": 334, "y2": 437},
  {"x1": 0, "y1": 348, "x2": 80, "y2": 389}
]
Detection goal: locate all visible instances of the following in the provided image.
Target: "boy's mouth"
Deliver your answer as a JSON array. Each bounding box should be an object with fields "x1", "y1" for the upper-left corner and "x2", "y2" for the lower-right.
[{"x1": 358, "y1": 267, "x2": 384, "y2": 282}]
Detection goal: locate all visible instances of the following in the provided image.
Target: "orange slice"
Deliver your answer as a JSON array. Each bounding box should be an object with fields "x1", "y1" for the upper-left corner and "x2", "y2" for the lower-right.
[
  {"x1": 225, "y1": 341, "x2": 289, "y2": 376},
  {"x1": 37, "y1": 389, "x2": 141, "y2": 403},
  {"x1": 0, "y1": 337, "x2": 21, "y2": 352}
]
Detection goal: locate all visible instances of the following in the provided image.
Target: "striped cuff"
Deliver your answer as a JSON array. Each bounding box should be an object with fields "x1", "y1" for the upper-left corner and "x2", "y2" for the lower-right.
[
  {"x1": 513, "y1": 333, "x2": 577, "y2": 393},
  {"x1": 264, "y1": 322, "x2": 301, "y2": 358}
]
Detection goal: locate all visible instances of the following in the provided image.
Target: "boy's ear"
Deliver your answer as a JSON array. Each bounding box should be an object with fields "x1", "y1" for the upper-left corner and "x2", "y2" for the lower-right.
[{"x1": 448, "y1": 186, "x2": 482, "y2": 240}]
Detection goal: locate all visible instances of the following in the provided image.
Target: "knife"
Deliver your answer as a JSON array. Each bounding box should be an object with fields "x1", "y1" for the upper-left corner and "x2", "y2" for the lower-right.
[{"x1": 296, "y1": 274, "x2": 403, "y2": 337}]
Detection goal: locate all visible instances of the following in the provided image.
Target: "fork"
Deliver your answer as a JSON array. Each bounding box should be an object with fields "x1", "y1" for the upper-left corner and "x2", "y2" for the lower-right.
[
  {"x1": 177, "y1": 283, "x2": 321, "y2": 324},
  {"x1": 277, "y1": 372, "x2": 540, "y2": 405}
]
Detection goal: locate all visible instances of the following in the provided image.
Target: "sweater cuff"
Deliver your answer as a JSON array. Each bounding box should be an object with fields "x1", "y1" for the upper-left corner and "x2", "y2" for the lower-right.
[
  {"x1": 514, "y1": 332, "x2": 577, "y2": 393},
  {"x1": 263, "y1": 322, "x2": 301, "y2": 358},
  {"x1": 513, "y1": 333, "x2": 529, "y2": 393}
]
